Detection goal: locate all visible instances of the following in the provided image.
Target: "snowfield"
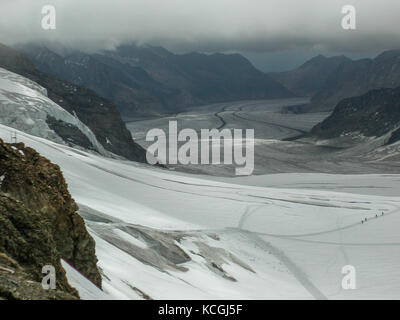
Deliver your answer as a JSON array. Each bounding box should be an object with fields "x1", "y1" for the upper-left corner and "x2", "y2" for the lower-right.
[{"x1": 1, "y1": 124, "x2": 400, "y2": 300}]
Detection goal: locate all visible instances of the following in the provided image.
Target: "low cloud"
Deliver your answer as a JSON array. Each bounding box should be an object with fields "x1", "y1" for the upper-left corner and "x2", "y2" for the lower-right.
[{"x1": 0, "y1": 0, "x2": 399, "y2": 54}]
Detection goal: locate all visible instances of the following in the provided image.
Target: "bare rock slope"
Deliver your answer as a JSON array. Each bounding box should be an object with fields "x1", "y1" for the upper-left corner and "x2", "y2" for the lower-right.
[{"x1": 0, "y1": 138, "x2": 101, "y2": 299}]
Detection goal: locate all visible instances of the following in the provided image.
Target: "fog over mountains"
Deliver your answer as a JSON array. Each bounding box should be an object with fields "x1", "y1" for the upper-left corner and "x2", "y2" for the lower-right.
[{"x1": 2, "y1": 1, "x2": 400, "y2": 56}]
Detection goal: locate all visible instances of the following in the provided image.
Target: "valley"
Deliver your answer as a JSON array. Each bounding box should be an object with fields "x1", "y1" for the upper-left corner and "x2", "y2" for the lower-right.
[{"x1": 127, "y1": 98, "x2": 400, "y2": 176}]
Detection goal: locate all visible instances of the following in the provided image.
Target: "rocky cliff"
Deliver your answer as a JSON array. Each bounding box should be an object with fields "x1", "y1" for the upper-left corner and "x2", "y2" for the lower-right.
[
  {"x1": 310, "y1": 87, "x2": 400, "y2": 143},
  {"x1": 0, "y1": 138, "x2": 101, "y2": 299}
]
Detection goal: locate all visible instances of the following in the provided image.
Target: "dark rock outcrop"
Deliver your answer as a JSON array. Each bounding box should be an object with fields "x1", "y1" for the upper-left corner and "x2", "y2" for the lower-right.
[
  {"x1": 46, "y1": 115, "x2": 95, "y2": 151},
  {"x1": 0, "y1": 252, "x2": 77, "y2": 300},
  {"x1": 388, "y1": 128, "x2": 400, "y2": 145},
  {"x1": 311, "y1": 87, "x2": 400, "y2": 142},
  {"x1": 0, "y1": 138, "x2": 101, "y2": 299}
]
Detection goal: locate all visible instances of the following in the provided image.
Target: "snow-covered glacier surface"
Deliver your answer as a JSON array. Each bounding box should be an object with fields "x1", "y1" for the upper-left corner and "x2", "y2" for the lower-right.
[
  {"x1": 1, "y1": 124, "x2": 400, "y2": 300},
  {"x1": 0, "y1": 67, "x2": 106, "y2": 154}
]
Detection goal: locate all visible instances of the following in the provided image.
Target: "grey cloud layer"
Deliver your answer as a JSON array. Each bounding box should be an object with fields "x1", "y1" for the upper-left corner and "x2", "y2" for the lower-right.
[{"x1": 0, "y1": 0, "x2": 399, "y2": 53}]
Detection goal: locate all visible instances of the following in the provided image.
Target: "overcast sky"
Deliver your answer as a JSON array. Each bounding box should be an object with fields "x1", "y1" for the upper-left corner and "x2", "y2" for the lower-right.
[{"x1": 1, "y1": 0, "x2": 399, "y2": 71}]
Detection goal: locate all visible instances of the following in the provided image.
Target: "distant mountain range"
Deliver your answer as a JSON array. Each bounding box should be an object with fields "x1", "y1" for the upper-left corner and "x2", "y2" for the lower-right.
[
  {"x1": 269, "y1": 49, "x2": 400, "y2": 149},
  {"x1": 18, "y1": 43, "x2": 294, "y2": 117},
  {"x1": 271, "y1": 50, "x2": 400, "y2": 113},
  {"x1": 5, "y1": 41, "x2": 400, "y2": 157},
  {"x1": 22, "y1": 43, "x2": 400, "y2": 119},
  {"x1": 0, "y1": 44, "x2": 146, "y2": 162}
]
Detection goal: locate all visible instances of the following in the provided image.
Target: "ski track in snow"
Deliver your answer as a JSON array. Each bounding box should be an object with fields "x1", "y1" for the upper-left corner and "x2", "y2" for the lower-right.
[{"x1": 235, "y1": 205, "x2": 327, "y2": 299}]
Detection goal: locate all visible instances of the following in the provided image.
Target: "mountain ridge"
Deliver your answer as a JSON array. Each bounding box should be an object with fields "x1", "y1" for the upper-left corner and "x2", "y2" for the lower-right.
[
  {"x1": 268, "y1": 54, "x2": 352, "y2": 97},
  {"x1": 270, "y1": 49, "x2": 400, "y2": 113},
  {"x1": 18, "y1": 43, "x2": 295, "y2": 117}
]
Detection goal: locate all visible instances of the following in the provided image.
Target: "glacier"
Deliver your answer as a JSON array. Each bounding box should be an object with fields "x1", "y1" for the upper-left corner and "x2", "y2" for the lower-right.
[
  {"x1": 0, "y1": 67, "x2": 107, "y2": 155},
  {"x1": 1, "y1": 70, "x2": 400, "y2": 299},
  {"x1": 1, "y1": 124, "x2": 400, "y2": 299}
]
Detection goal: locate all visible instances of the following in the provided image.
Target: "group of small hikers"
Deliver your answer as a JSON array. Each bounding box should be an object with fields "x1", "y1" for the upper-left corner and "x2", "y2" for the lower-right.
[{"x1": 362, "y1": 212, "x2": 384, "y2": 224}]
